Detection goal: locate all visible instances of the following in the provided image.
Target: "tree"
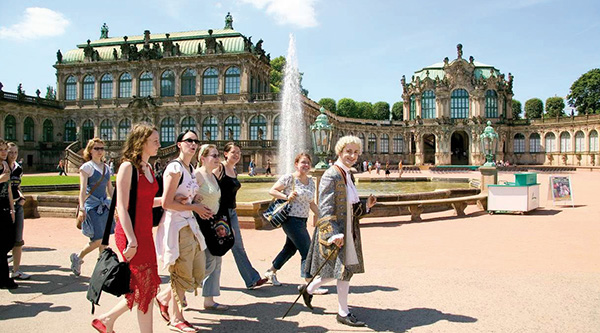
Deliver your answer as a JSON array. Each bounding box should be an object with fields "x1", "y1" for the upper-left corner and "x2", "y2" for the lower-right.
[
  {"x1": 318, "y1": 98, "x2": 336, "y2": 113},
  {"x1": 545, "y1": 96, "x2": 566, "y2": 118},
  {"x1": 567, "y1": 68, "x2": 600, "y2": 114},
  {"x1": 372, "y1": 101, "x2": 390, "y2": 120},
  {"x1": 512, "y1": 99, "x2": 522, "y2": 120},
  {"x1": 524, "y1": 98, "x2": 543, "y2": 119},
  {"x1": 269, "y1": 55, "x2": 309, "y2": 96},
  {"x1": 45, "y1": 85, "x2": 56, "y2": 100},
  {"x1": 337, "y1": 98, "x2": 357, "y2": 118},
  {"x1": 356, "y1": 101, "x2": 373, "y2": 119},
  {"x1": 392, "y1": 101, "x2": 404, "y2": 120}
]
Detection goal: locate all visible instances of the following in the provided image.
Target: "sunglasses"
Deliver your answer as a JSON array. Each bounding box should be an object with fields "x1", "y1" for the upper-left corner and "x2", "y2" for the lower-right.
[
  {"x1": 181, "y1": 139, "x2": 201, "y2": 144},
  {"x1": 93, "y1": 147, "x2": 105, "y2": 151},
  {"x1": 207, "y1": 154, "x2": 219, "y2": 158}
]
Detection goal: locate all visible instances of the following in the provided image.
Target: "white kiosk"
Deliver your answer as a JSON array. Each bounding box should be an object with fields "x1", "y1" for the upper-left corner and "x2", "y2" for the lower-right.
[{"x1": 488, "y1": 173, "x2": 540, "y2": 214}]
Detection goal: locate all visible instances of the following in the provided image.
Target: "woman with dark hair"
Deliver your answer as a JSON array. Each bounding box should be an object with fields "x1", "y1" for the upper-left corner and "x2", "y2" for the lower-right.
[
  {"x1": 264, "y1": 152, "x2": 318, "y2": 286},
  {"x1": 7, "y1": 143, "x2": 29, "y2": 280},
  {"x1": 0, "y1": 139, "x2": 16, "y2": 289},
  {"x1": 70, "y1": 138, "x2": 113, "y2": 277}
]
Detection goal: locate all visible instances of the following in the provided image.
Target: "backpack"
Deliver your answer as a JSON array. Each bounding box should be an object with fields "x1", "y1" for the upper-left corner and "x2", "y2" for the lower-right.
[{"x1": 152, "y1": 159, "x2": 194, "y2": 226}]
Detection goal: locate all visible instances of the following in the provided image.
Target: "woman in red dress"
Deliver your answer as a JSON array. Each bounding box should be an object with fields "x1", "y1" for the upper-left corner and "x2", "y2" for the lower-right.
[{"x1": 92, "y1": 123, "x2": 162, "y2": 333}]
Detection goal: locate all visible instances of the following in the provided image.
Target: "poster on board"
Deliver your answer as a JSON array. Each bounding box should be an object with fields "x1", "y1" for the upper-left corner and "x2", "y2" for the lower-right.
[{"x1": 548, "y1": 175, "x2": 574, "y2": 207}]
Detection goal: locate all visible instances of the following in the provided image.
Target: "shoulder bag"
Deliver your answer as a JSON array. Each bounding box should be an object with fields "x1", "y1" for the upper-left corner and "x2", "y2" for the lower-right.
[
  {"x1": 262, "y1": 175, "x2": 295, "y2": 228},
  {"x1": 76, "y1": 164, "x2": 106, "y2": 229}
]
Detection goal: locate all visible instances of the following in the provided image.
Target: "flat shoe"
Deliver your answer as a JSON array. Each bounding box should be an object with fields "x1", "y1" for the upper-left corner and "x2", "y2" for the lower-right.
[
  {"x1": 156, "y1": 297, "x2": 170, "y2": 322},
  {"x1": 92, "y1": 318, "x2": 116, "y2": 333},
  {"x1": 336, "y1": 313, "x2": 366, "y2": 327},
  {"x1": 204, "y1": 302, "x2": 229, "y2": 311},
  {"x1": 168, "y1": 321, "x2": 197, "y2": 332},
  {"x1": 298, "y1": 284, "x2": 313, "y2": 310}
]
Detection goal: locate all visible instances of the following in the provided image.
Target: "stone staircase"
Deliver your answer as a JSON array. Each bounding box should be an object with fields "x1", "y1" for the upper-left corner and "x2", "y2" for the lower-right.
[{"x1": 34, "y1": 195, "x2": 78, "y2": 218}]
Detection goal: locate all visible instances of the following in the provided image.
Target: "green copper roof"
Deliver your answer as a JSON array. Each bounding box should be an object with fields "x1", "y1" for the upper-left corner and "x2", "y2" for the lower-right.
[{"x1": 413, "y1": 61, "x2": 501, "y2": 81}]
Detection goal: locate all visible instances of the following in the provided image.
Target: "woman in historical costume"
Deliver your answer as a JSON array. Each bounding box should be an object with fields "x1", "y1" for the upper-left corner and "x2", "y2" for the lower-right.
[
  {"x1": 0, "y1": 139, "x2": 16, "y2": 289},
  {"x1": 7, "y1": 143, "x2": 29, "y2": 280},
  {"x1": 301, "y1": 135, "x2": 377, "y2": 327},
  {"x1": 91, "y1": 123, "x2": 162, "y2": 333},
  {"x1": 70, "y1": 138, "x2": 113, "y2": 277}
]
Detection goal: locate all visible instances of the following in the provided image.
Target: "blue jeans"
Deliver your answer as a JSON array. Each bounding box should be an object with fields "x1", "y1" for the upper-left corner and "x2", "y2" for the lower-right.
[
  {"x1": 229, "y1": 208, "x2": 262, "y2": 288},
  {"x1": 272, "y1": 216, "x2": 311, "y2": 278},
  {"x1": 202, "y1": 249, "x2": 222, "y2": 297}
]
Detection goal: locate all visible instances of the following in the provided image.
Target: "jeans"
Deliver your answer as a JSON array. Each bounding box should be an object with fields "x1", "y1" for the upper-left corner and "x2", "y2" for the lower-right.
[
  {"x1": 13, "y1": 204, "x2": 24, "y2": 245},
  {"x1": 272, "y1": 216, "x2": 311, "y2": 278},
  {"x1": 229, "y1": 208, "x2": 262, "y2": 288},
  {"x1": 202, "y1": 249, "x2": 222, "y2": 297}
]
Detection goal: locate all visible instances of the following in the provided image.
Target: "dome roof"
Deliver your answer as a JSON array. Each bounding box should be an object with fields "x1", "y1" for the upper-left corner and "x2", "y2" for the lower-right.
[{"x1": 412, "y1": 60, "x2": 501, "y2": 81}]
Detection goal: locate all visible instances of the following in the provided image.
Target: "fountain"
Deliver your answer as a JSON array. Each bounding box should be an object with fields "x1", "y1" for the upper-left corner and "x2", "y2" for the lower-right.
[{"x1": 278, "y1": 34, "x2": 306, "y2": 175}]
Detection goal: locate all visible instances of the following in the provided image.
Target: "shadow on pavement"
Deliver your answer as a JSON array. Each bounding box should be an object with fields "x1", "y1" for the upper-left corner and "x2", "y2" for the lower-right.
[
  {"x1": 22, "y1": 246, "x2": 56, "y2": 252},
  {"x1": 355, "y1": 306, "x2": 477, "y2": 332},
  {"x1": 222, "y1": 284, "x2": 397, "y2": 299},
  {"x1": 0, "y1": 301, "x2": 71, "y2": 320},
  {"x1": 8, "y1": 265, "x2": 90, "y2": 296}
]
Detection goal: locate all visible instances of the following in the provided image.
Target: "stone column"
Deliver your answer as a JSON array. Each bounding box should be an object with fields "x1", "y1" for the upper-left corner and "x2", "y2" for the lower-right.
[
  {"x1": 403, "y1": 100, "x2": 410, "y2": 121},
  {"x1": 415, "y1": 96, "x2": 422, "y2": 118},
  {"x1": 479, "y1": 166, "x2": 498, "y2": 194},
  {"x1": 414, "y1": 133, "x2": 423, "y2": 165},
  {"x1": 240, "y1": 64, "x2": 249, "y2": 94}
]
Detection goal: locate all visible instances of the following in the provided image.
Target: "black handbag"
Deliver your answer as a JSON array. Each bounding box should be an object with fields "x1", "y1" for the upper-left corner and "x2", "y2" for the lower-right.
[
  {"x1": 262, "y1": 176, "x2": 295, "y2": 228},
  {"x1": 196, "y1": 208, "x2": 235, "y2": 257}
]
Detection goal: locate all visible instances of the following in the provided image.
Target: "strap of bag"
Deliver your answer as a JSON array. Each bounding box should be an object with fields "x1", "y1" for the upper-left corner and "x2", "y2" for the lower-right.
[
  {"x1": 82, "y1": 164, "x2": 107, "y2": 206},
  {"x1": 101, "y1": 165, "x2": 137, "y2": 246}
]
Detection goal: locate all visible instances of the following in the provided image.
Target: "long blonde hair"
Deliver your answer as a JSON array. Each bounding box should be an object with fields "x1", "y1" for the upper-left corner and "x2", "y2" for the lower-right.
[
  {"x1": 121, "y1": 123, "x2": 158, "y2": 171},
  {"x1": 197, "y1": 144, "x2": 217, "y2": 167},
  {"x1": 83, "y1": 138, "x2": 104, "y2": 161}
]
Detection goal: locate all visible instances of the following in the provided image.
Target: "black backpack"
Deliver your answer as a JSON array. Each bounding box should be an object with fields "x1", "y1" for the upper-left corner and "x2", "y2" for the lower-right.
[{"x1": 152, "y1": 160, "x2": 194, "y2": 226}]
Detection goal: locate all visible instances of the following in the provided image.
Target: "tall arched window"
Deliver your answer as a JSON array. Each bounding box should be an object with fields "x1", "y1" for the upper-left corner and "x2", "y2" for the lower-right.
[
  {"x1": 82, "y1": 75, "x2": 95, "y2": 100},
  {"x1": 100, "y1": 73, "x2": 113, "y2": 99},
  {"x1": 485, "y1": 90, "x2": 498, "y2": 118},
  {"x1": 119, "y1": 73, "x2": 132, "y2": 98},
  {"x1": 224, "y1": 116, "x2": 240, "y2": 141},
  {"x1": 160, "y1": 70, "x2": 175, "y2": 97},
  {"x1": 513, "y1": 133, "x2": 525, "y2": 153},
  {"x1": 368, "y1": 134, "x2": 377, "y2": 153},
  {"x1": 202, "y1": 116, "x2": 218, "y2": 141},
  {"x1": 393, "y1": 134, "x2": 404, "y2": 153},
  {"x1": 181, "y1": 116, "x2": 196, "y2": 133},
  {"x1": 139, "y1": 72, "x2": 153, "y2": 97},
  {"x1": 249, "y1": 115, "x2": 266, "y2": 140},
  {"x1": 359, "y1": 133, "x2": 365, "y2": 150},
  {"x1": 273, "y1": 116, "x2": 280, "y2": 141},
  {"x1": 4, "y1": 115, "x2": 16, "y2": 141},
  {"x1": 224, "y1": 66, "x2": 240, "y2": 94},
  {"x1": 82, "y1": 119, "x2": 94, "y2": 142},
  {"x1": 65, "y1": 76, "x2": 77, "y2": 100},
  {"x1": 590, "y1": 130, "x2": 599, "y2": 152},
  {"x1": 409, "y1": 95, "x2": 416, "y2": 120},
  {"x1": 64, "y1": 119, "x2": 77, "y2": 142},
  {"x1": 529, "y1": 133, "x2": 541, "y2": 153},
  {"x1": 560, "y1": 132, "x2": 571, "y2": 153},
  {"x1": 160, "y1": 117, "x2": 175, "y2": 146},
  {"x1": 100, "y1": 119, "x2": 113, "y2": 140},
  {"x1": 118, "y1": 118, "x2": 131, "y2": 140},
  {"x1": 575, "y1": 131, "x2": 585, "y2": 152},
  {"x1": 380, "y1": 134, "x2": 389, "y2": 153},
  {"x1": 451, "y1": 89, "x2": 469, "y2": 119},
  {"x1": 23, "y1": 117, "x2": 35, "y2": 142},
  {"x1": 181, "y1": 69, "x2": 197, "y2": 96},
  {"x1": 544, "y1": 132, "x2": 556, "y2": 153},
  {"x1": 203, "y1": 68, "x2": 219, "y2": 95},
  {"x1": 421, "y1": 90, "x2": 435, "y2": 119},
  {"x1": 43, "y1": 119, "x2": 54, "y2": 142}
]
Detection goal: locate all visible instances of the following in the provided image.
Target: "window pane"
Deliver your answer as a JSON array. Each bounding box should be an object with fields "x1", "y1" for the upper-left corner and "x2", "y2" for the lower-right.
[
  {"x1": 181, "y1": 116, "x2": 196, "y2": 132},
  {"x1": 161, "y1": 70, "x2": 175, "y2": 97},
  {"x1": 118, "y1": 118, "x2": 131, "y2": 140},
  {"x1": 202, "y1": 116, "x2": 218, "y2": 141},
  {"x1": 140, "y1": 72, "x2": 153, "y2": 97},
  {"x1": 100, "y1": 74, "x2": 113, "y2": 99},
  {"x1": 83, "y1": 75, "x2": 95, "y2": 100},
  {"x1": 529, "y1": 133, "x2": 541, "y2": 153},
  {"x1": 393, "y1": 135, "x2": 404, "y2": 153},
  {"x1": 485, "y1": 90, "x2": 498, "y2": 118},
  {"x1": 4, "y1": 115, "x2": 16, "y2": 141},
  {"x1": 100, "y1": 119, "x2": 113, "y2": 140},
  {"x1": 225, "y1": 116, "x2": 241, "y2": 141},
  {"x1": 380, "y1": 134, "x2": 389, "y2": 153},
  {"x1": 273, "y1": 116, "x2": 280, "y2": 141},
  {"x1": 545, "y1": 133, "x2": 555, "y2": 153},
  {"x1": 590, "y1": 131, "x2": 599, "y2": 152},
  {"x1": 65, "y1": 76, "x2": 77, "y2": 100},
  {"x1": 203, "y1": 68, "x2": 218, "y2": 95},
  {"x1": 181, "y1": 69, "x2": 197, "y2": 96},
  {"x1": 65, "y1": 119, "x2": 77, "y2": 141},
  {"x1": 24, "y1": 117, "x2": 35, "y2": 141},
  {"x1": 225, "y1": 67, "x2": 240, "y2": 94},
  {"x1": 451, "y1": 89, "x2": 469, "y2": 119},
  {"x1": 43, "y1": 119, "x2": 54, "y2": 142},
  {"x1": 421, "y1": 90, "x2": 435, "y2": 119},
  {"x1": 249, "y1": 115, "x2": 266, "y2": 140},
  {"x1": 409, "y1": 95, "x2": 416, "y2": 120},
  {"x1": 119, "y1": 73, "x2": 132, "y2": 98},
  {"x1": 160, "y1": 117, "x2": 175, "y2": 146}
]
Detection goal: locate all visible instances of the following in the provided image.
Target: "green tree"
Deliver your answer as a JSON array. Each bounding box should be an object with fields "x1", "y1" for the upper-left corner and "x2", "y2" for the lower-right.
[
  {"x1": 567, "y1": 68, "x2": 600, "y2": 114},
  {"x1": 391, "y1": 101, "x2": 404, "y2": 120},
  {"x1": 337, "y1": 98, "x2": 357, "y2": 118},
  {"x1": 318, "y1": 98, "x2": 336, "y2": 113},
  {"x1": 512, "y1": 99, "x2": 522, "y2": 120},
  {"x1": 45, "y1": 85, "x2": 56, "y2": 100},
  {"x1": 372, "y1": 101, "x2": 391, "y2": 120},
  {"x1": 545, "y1": 96, "x2": 566, "y2": 118},
  {"x1": 524, "y1": 98, "x2": 543, "y2": 119},
  {"x1": 356, "y1": 101, "x2": 373, "y2": 119},
  {"x1": 269, "y1": 55, "x2": 308, "y2": 96}
]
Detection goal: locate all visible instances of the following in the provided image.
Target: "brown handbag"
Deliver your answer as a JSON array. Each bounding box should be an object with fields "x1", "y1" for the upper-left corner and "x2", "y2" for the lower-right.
[{"x1": 76, "y1": 164, "x2": 107, "y2": 229}]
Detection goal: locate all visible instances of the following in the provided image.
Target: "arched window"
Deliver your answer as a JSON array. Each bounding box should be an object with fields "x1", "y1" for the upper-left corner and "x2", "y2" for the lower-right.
[
  {"x1": 590, "y1": 130, "x2": 599, "y2": 152},
  {"x1": 160, "y1": 117, "x2": 175, "y2": 146},
  {"x1": 139, "y1": 72, "x2": 153, "y2": 97},
  {"x1": 513, "y1": 133, "x2": 525, "y2": 153},
  {"x1": 368, "y1": 134, "x2": 377, "y2": 153},
  {"x1": 225, "y1": 67, "x2": 240, "y2": 94},
  {"x1": 451, "y1": 89, "x2": 469, "y2": 119},
  {"x1": 529, "y1": 133, "x2": 541, "y2": 153},
  {"x1": 409, "y1": 95, "x2": 416, "y2": 120},
  {"x1": 82, "y1": 75, "x2": 95, "y2": 100},
  {"x1": 43, "y1": 119, "x2": 54, "y2": 142},
  {"x1": 249, "y1": 115, "x2": 266, "y2": 140},
  {"x1": 100, "y1": 73, "x2": 113, "y2": 99},
  {"x1": 100, "y1": 119, "x2": 113, "y2": 140},
  {"x1": 273, "y1": 115, "x2": 280, "y2": 141},
  {"x1": 203, "y1": 68, "x2": 219, "y2": 95},
  {"x1": 181, "y1": 69, "x2": 197, "y2": 96},
  {"x1": 224, "y1": 116, "x2": 241, "y2": 141},
  {"x1": 575, "y1": 131, "x2": 585, "y2": 152},
  {"x1": 118, "y1": 118, "x2": 131, "y2": 140},
  {"x1": 421, "y1": 90, "x2": 435, "y2": 119},
  {"x1": 257, "y1": 79, "x2": 262, "y2": 93},
  {"x1": 181, "y1": 116, "x2": 196, "y2": 133},
  {"x1": 160, "y1": 70, "x2": 175, "y2": 97},
  {"x1": 119, "y1": 73, "x2": 132, "y2": 98},
  {"x1": 23, "y1": 117, "x2": 35, "y2": 142},
  {"x1": 359, "y1": 133, "x2": 365, "y2": 150},
  {"x1": 393, "y1": 134, "x2": 404, "y2": 153},
  {"x1": 65, "y1": 76, "x2": 77, "y2": 100},
  {"x1": 380, "y1": 134, "x2": 389, "y2": 153},
  {"x1": 485, "y1": 90, "x2": 498, "y2": 118},
  {"x1": 202, "y1": 116, "x2": 218, "y2": 141},
  {"x1": 544, "y1": 132, "x2": 556, "y2": 153},
  {"x1": 82, "y1": 119, "x2": 94, "y2": 142},
  {"x1": 560, "y1": 132, "x2": 571, "y2": 153},
  {"x1": 4, "y1": 115, "x2": 16, "y2": 141},
  {"x1": 64, "y1": 119, "x2": 77, "y2": 142}
]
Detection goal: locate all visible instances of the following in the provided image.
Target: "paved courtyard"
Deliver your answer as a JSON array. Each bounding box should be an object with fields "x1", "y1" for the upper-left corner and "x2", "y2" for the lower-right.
[{"x1": 1, "y1": 170, "x2": 599, "y2": 332}]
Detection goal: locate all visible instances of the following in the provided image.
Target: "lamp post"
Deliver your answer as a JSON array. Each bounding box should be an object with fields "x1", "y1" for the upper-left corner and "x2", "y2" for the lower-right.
[
  {"x1": 479, "y1": 121, "x2": 499, "y2": 193},
  {"x1": 310, "y1": 107, "x2": 333, "y2": 169}
]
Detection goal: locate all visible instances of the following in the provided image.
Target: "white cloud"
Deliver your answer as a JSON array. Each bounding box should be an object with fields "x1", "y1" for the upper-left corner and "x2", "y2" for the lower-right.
[
  {"x1": 240, "y1": 0, "x2": 318, "y2": 28},
  {"x1": 0, "y1": 7, "x2": 69, "y2": 41}
]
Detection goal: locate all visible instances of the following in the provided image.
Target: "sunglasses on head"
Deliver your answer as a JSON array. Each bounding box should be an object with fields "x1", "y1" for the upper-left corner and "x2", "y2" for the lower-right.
[
  {"x1": 93, "y1": 147, "x2": 105, "y2": 151},
  {"x1": 181, "y1": 138, "x2": 201, "y2": 144}
]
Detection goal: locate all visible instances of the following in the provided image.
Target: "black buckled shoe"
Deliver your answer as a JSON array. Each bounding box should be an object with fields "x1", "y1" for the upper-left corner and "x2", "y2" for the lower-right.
[
  {"x1": 336, "y1": 313, "x2": 365, "y2": 327},
  {"x1": 299, "y1": 284, "x2": 313, "y2": 310}
]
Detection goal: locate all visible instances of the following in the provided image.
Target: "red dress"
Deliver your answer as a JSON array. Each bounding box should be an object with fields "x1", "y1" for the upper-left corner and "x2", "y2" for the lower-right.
[{"x1": 115, "y1": 170, "x2": 161, "y2": 313}]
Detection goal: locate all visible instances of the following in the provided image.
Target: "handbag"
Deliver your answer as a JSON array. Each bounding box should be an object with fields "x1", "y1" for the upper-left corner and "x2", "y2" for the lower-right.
[
  {"x1": 76, "y1": 164, "x2": 106, "y2": 229},
  {"x1": 262, "y1": 176, "x2": 296, "y2": 228},
  {"x1": 196, "y1": 210, "x2": 235, "y2": 256}
]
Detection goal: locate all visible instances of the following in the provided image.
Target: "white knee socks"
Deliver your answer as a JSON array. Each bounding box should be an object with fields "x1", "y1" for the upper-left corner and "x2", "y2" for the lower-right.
[{"x1": 306, "y1": 277, "x2": 350, "y2": 317}]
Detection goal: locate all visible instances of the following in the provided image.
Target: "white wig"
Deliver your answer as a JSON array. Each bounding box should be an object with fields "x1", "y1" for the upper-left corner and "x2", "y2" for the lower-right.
[{"x1": 334, "y1": 135, "x2": 362, "y2": 155}]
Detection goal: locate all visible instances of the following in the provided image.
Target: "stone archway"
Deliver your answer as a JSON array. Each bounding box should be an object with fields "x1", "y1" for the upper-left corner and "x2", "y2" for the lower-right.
[
  {"x1": 451, "y1": 130, "x2": 469, "y2": 165},
  {"x1": 423, "y1": 133, "x2": 436, "y2": 164}
]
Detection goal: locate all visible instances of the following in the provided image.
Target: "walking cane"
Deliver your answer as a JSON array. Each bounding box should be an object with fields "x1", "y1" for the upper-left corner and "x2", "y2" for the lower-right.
[{"x1": 282, "y1": 247, "x2": 339, "y2": 319}]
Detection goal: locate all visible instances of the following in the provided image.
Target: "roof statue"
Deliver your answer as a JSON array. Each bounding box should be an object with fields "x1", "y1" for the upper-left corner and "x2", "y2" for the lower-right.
[
  {"x1": 56, "y1": 49, "x2": 62, "y2": 64},
  {"x1": 83, "y1": 40, "x2": 94, "y2": 61},
  {"x1": 205, "y1": 29, "x2": 217, "y2": 54},
  {"x1": 224, "y1": 12, "x2": 233, "y2": 30},
  {"x1": 112, "y1": 48, "x2": 118, "y2": 60},
  {"x1": 457, "y1": 43, "x2": 463, "y2": 59},
  {"x1": 163, "y1": 33, "x2": 174, "y2": 57},
  {"x1": 100, "y1": 23, "x2": 109, "y2": 39},
  {"x1": 120, "y1": 36, "x2": 130, "y2": 60},
  {"x1": 469, "y1": 55, "x2": 474, "y2": 64}
]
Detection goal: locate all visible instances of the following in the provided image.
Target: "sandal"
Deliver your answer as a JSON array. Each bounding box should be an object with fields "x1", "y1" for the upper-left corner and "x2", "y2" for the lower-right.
[
  {"x1": 92, "y1": 319, "x2": 116, "y2": 333},
  {"x1": 204, "y1": 302, "x2": 229, "y2": 311},
  {"x1": 156, "y1": 297, "x2": 170, "y2": 322},
  {"x1": 168, "y1": 321, "x2": 197, "y2": 332}
]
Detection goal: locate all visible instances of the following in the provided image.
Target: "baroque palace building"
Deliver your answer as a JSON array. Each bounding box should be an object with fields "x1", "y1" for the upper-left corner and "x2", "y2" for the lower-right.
[{"x1": 0, "y1": 16, "x2": 598, "y2": 172}]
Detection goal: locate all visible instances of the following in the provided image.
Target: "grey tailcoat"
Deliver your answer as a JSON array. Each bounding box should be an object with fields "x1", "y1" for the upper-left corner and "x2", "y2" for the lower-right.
[{"x1": 305, "y1": 166, "x2": 368, "y2": 281}]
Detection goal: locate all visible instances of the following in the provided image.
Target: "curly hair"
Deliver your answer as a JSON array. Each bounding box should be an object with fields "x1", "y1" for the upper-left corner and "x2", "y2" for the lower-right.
[
  {"x1": 335, "y1": 135, "x2": 362, "y2": 155},
  {"x1": 121, "y1": 123, "x2": 158, "y2": 171},
  {"x1": 82, "y1": 138, "x2": 105, "y2": 161}
]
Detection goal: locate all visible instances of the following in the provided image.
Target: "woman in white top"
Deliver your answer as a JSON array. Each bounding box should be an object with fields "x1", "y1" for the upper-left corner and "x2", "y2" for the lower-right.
[{"x1": 70, "y1": 138, "x2": 113, "y2": 277}]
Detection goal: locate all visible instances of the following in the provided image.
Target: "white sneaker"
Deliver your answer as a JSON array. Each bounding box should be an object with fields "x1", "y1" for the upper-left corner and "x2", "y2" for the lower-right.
[
  {"x1": 11, "y1": 271, "x2": 31, "y2": 280},
  {"x1": 265, "y1": 270, "x2": 282, "y2": 286},
  {"x1": 70, "y1": 253, "x2": 82, "y2": 276}
]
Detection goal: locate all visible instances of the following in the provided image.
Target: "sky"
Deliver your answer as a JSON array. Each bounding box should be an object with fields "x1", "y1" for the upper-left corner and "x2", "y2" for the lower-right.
[{"x1": 1, "y1": 0, "x2": 599, "y2": 112}]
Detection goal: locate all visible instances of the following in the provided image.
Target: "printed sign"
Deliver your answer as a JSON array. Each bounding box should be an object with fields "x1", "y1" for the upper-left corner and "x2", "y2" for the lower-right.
[{"x1": 549, "y1": 175, "x2": 574, "y2": 206}]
